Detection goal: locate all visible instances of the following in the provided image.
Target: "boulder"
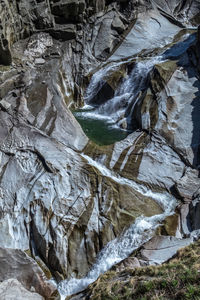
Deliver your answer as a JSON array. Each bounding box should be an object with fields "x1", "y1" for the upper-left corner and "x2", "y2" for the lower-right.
[
  {"x1": 48, "y1": 24, "x2": 77, "y2": 41},
  {"x1": 51, "y1": 0, "x2": 86, "y2": 23},
  {"x1": 93, "y1": 12, "x2": 120, "y2": 59},
  {"x1": 111, "y1": 15, "x2": 126, "y2": 34},
  {"x1": 0, "y1": 248, "x2": 57, "y2": 299},
  {"x1": 139, "y1": 236, "x2": 193, "y2": 265},
  {"x1": 189, "y1": 199, "x2": 200, "y2": 231},
  {"x1": 0, "y1": 279, "x2": 44, "y2": 300},
  {"x1": 113, "y1": 257, "x2": 141, "y2": 272},
  {"x1": 180, "y1": 204, "x2": 192, "y2": 236}
]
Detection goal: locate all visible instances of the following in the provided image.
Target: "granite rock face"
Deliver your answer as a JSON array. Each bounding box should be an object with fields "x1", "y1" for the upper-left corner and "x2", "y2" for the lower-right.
[
  {"x1": 0, "y1": 0, "x2": 200, "y2": 299},
  {"x1": 0, "y1": 248, "x2": 57, "y2": 298},
  {"x1": 0, "y1": 279, "x2": 44, "y2": 300}
]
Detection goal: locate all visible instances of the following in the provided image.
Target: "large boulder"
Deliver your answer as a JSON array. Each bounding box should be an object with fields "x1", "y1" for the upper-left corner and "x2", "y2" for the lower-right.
[
  {"x1": 0, "y1": 248, "x2": 57, "y2": 298},
  {"x1": 0, "y1": 279, "x2": 44, "y2": 300}
]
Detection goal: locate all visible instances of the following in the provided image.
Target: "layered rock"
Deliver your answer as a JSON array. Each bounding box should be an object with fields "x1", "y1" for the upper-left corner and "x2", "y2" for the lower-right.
[
  {"x1": 0, "y1": 28, "x2": 166, "y2": 283},
  {"x1": 0, "y1": 0, "x2": 200, "y2": 299},
  {"x1": 0, "y1": 248, "x2": 57, "y2": 298},
  {"x1": 0, "y1": 279, "x2": 44, "y2": 300}
]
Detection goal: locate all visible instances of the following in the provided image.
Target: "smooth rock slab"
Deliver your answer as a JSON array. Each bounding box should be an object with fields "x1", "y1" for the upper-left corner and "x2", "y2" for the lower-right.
[
  {"x1": 109, "y1": 10, "x2": 181, "y2": 61},
  {"x1": 175, "y1": 168, "x2": 200, "y2": 200},
  {"x1": 139, "y1": 236, "x2": 192, "y2": 265}
]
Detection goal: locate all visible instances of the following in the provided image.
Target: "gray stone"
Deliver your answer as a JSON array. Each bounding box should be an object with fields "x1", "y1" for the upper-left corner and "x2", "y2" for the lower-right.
[
  {"x1": 111, "y1": 15, "x2": 126, "y2": 34},
  {"x1": 180, "y1": 204, "x2": 191, "y2": 235},
  {"x1": 48, "y1": 24, "x2": 77, "y2": 41},
  {"x1": 0, "y1": 248, "x2": 57, "y2": 298},
  {"x1": 190, "y1": 229, "x2": 200, "y2": 241},
  {"x1": 109, "y1": 10, "x2": 181, "y2": 61},
  {"x1": 0, "y1": 279, "x2": 44, "y2": 300},
  {"x1": 0, "y1": 99, "x2": 11, "y2": 110},
  {"x1": 51, "y1": 0, "x2": 86, "y2": 23},
  {"x1": 139, "y1": 236, "x2": 193, "y2": 264},
  {"x1": 93, "y1": 12, "x2": 119, "y2": 59},
  {"x1": 189, "y1": 200, "x2": 200, "y2": 231},
  {"x1": 175, "y1": 168, "x2": 200, "y2": 201},
  {"x1": 114, "y1": 257, "x2": 141, "y2": 272}
]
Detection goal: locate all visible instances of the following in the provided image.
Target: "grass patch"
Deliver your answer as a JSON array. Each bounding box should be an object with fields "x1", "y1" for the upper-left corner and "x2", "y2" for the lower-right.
[{"x1": 83, "y1": 240, "x2": 200, "y2": 300}]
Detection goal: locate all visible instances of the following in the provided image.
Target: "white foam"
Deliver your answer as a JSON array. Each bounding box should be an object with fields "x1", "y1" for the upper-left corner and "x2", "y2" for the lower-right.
[
  {"x1": 84, "y1": 58, "x2": 135, "y2": 104},
  {"x1": 81, "y1": 154, "x2": 173, "y2": 208}
]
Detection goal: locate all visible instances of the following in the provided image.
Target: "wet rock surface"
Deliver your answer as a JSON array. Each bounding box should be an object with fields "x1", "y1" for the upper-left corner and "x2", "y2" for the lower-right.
[{"x1": 0, "y1": 0, "x2": 200, "y2": 299}]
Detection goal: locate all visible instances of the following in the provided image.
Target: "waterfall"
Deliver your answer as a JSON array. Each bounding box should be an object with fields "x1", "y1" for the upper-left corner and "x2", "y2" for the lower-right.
[
  {"x1": 58, "y1": 155, "x2": 177, "y2": 298},
  {"x1": 84, "y1": 58, "x2": 133, "y2": 104},
  {"x1": 96, "y1": 58, "x2": 161, "y2": 125},
  {"x1": 78, "y1": 56, "x2": 163, "y2": 129},
  {"x1": 78, "y1": 30, "x2": 195, "y2": 131}
]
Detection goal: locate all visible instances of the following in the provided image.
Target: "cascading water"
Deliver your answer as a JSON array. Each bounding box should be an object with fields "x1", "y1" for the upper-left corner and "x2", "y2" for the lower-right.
[
  {"x1": 76, "y1": 56, "x2": 163, "y2": 130},
  {"x1": 58, "y1": 155, "x2": 177, "y2": 299},
  {"x1": 97, "y1": 58, "x2": 162, "y2": 127},
  {"x1": 84, "y1": 61, "x2": 126, "y2": 104}
]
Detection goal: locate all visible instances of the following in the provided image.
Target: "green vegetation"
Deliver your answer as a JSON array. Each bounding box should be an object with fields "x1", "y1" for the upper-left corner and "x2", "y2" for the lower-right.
[{"x1": 85, "y1": 240, "x2": 200, "y2": 300}]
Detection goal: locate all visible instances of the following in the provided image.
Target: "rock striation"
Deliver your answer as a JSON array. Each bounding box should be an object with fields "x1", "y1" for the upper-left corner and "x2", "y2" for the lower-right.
[
  {"x1": 0, "y1": 279, "x2": 44, "y2": 300},
  {"x1": 0, "y1": 248, "x2": 57, "y2": 298},
  {"x1": 0, "y1": 0, "x2": 200, "y2": 299}
]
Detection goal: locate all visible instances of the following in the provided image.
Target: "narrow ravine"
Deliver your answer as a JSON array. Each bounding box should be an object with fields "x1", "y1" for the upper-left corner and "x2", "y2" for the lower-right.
[{"x1": 58, "y1": 28, "x2": 198, "y2": 298}]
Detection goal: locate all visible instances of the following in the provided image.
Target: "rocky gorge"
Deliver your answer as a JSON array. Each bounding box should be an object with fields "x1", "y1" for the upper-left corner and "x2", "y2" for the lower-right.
[{"x1": 0, "y1": 0, "x2": 200, "y2": 299}]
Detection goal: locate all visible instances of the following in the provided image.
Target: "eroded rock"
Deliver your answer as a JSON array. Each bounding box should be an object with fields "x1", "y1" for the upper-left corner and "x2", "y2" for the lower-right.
[
  {"x1": 0, "y1": 0, "x2": 200, "y2": 298},
  {"x1": 0, "y1": 279, "x2": 44, "y2": 300},
  {"x1": 0, "y1": 248, "x2": 57, "y2": 298}
]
